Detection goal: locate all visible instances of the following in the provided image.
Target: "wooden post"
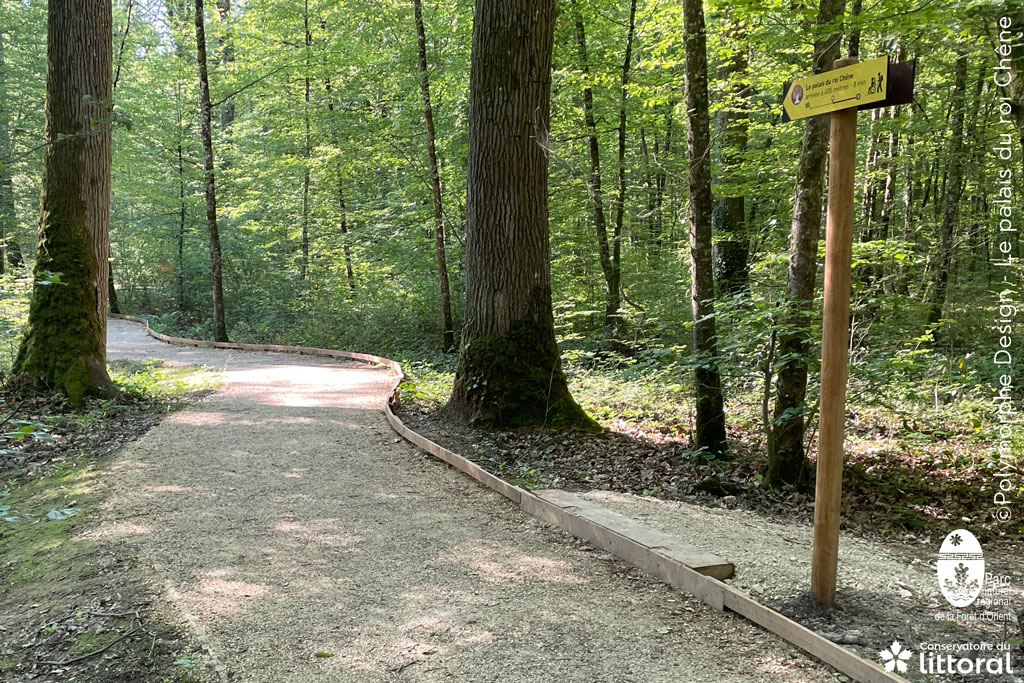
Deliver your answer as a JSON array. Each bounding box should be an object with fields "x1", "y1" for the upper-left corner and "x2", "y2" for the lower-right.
[{"x1": 811, "y1": 57, "x2": 859, "y2": 608}]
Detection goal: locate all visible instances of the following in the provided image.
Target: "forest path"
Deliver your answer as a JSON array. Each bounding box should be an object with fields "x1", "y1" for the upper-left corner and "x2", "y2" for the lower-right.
[{"x1": 101, "y1": 318, "x2": 832, "y2": 683}]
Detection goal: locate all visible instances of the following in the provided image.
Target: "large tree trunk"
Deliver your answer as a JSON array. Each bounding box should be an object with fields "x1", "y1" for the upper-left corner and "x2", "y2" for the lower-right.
[
  {"x1": 683, "y1": 0, "x2": 727, "y2": 457},
  {"x1": 195, "y1": 0, "x2": 229, "y2": 342},
  {"x1": 445, "y1": 0, "x2": 595, "y2": 430},
  {"x1": 765, "y1": 0, "x2": 846, "y2": 489},
  {"x1": 711, "y1": 11, "x2": 750, "y2": 295},
  {"x1": 14, "y1": 0, "x2": 115, "y2": 403},
  {"x1": 414, "y1": 0, "x2": 455, "y2": 352},
  {"x1": 571, "y1": 2, "x2": 616, "y2": 329},
  {"x1": 929, "y1": 49, "x2": 967, "y2": 325}
]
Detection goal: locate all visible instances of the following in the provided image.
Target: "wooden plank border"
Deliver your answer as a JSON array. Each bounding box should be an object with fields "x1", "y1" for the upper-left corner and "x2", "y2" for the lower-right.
[{"x1": 108, "y1": 313, "x2": 906, "y2": 683}]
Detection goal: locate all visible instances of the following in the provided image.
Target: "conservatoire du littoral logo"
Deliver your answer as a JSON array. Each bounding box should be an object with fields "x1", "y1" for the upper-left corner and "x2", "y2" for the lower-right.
[
  {"x1": 937, "y1": 528, "x2": 984, "y2": 608},
  {"x1": 879, "y1": 640, "x2": 913, "y2": 674}
]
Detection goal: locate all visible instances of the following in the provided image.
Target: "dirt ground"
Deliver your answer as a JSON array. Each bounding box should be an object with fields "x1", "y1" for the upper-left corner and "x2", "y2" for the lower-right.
[{"x1": 93, "y1": 318, "x2": 844, "y2": 682}]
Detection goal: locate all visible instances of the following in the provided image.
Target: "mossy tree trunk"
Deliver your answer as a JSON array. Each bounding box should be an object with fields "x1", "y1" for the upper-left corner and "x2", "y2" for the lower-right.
[
  {"x1": 683, "y1": 0, "x2": 727, "y2": 457},
  {"x1": 13, "y1": 0, "x2": 115, "y2": 403},
  {"x1": 445, "y1": 0, "x2": 596, "y2": 430},
  {"x1": 765, "y1": 0, "x2": 845, "y2": 489}
]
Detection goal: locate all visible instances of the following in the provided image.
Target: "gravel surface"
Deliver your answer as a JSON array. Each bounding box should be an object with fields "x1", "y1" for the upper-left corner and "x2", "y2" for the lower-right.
[
  {"x1": 582, "y1": 490, "x2": 1023, "y2": 682},
  {"x1": 100, "y1": 318, "x2": 837, "y2": 683}
]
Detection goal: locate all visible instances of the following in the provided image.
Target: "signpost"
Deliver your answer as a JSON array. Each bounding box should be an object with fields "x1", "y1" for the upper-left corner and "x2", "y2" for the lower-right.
[
  {"x1": 783, "y1": 56, "x2": 889, "y2": 121},
  {"x1": 781, "y1": 57, "x2": 916, "y2": 608}
]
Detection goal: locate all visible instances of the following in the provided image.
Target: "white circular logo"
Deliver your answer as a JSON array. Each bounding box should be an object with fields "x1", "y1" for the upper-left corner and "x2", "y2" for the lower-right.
[{"x1": 937, "y1": 529, "x2": 984, "y2": 607}]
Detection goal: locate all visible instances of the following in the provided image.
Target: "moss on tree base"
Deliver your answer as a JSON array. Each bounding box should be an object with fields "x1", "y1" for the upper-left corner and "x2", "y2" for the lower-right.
[
  {"x1": 14, "y1": 281, "x2": 115, "y2": 405},
  {"x1": 445, "y1": 317, "x2": 599, "y2": 431}
]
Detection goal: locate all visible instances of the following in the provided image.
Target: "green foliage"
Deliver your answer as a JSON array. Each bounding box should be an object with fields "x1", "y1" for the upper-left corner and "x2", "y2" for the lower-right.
[
  {"x1": 0, "y1": 271, "x2": 30, "y2": 373},
  {"x1": 1, "y1": 0, "x2": 1017, "y2": 508},
  {"x1": 108, "y1": 359, "x2": 220, "y2": 403}
]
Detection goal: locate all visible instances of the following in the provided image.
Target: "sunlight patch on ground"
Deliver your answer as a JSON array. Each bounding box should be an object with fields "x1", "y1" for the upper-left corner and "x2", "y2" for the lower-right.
[
  {"x1": 319, "y1": 609, "x2": 497, "y2": 675},
  {"x1": 400, "y1": 614, "x2": 495, "y2": 645},
  {"x1": 179, "y1": 568, "x2": 269, "y2": 618},
  {"x1": 105, "y1": 459, "x2": 155, "y2": 475},
  {"x1": 85, "y1": 521, "x2": 153, "y2": 541},
  {"x1": 755, "y1": 655, "x2": 821, "y2": 679},
  {"x1": 442, "y1": 541, "x2": 586, "y2": 585},
  {"x1": 143, "y1": 484, "x2": 193, "y2": 493},
  {"x1": 271, "y1": 518, "x2": 364, "y2": 550},
  {"x1": 170, "y1": 411, "x2": 225, "y2": 426}
]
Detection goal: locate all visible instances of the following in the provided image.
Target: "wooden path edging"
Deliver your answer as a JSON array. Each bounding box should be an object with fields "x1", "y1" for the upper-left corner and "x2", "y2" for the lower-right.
[{"x1": 109, "y1": 314, "x2": 906, "y2": 683}]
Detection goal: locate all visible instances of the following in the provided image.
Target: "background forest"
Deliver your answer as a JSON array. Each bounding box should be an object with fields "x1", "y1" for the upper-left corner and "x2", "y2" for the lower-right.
[{"x1": 1, "y1": 0, "x2": 1021, "y2": 535}]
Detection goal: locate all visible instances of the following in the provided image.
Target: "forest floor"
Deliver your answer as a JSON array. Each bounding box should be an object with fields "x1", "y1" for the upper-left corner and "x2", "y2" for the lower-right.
[
  {"x1": 0, "y1": 361, "x2": 219, "y2": 682},
  {"x1": 12, "y1": 317, "x2": 842, "y2": 683}
]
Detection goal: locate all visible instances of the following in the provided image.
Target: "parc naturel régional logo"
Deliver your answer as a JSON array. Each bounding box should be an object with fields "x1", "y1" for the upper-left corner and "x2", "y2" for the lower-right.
[
  {"x1": 877, "y1": 529, "x2": 1019, "y2": 677},
  {"x1": 937, "y1": 528, "x2": 984, "y2": 608}
]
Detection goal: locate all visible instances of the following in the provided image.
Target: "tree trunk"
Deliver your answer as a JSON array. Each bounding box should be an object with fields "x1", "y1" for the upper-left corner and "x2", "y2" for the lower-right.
[
  {"x1": 639, "y1": 128, "x2": 657, "y2": 241},
  {"x1": 300, "y1": 0, "x2": 311, "y2": 281},
  {"x1": 14, "y1": 0, "x2": 115, "y2": 403},
  {"x1": 847, "y1": 0, "x2": 862, "y2": 58},
  {"x1": 414, "y1": 0, "x2": 455, "y2": 351},
  {"x1": 195, "y1": 0, "x2": 229, "y2": 342},
  {"x1": 323, "y1": 76, "x2": 356, "y2": 295},
  {"x1": 683, "y1": 0, "x2": 727, "y2": 457},
  {"x1": 656, "y1": 104, "x2": 673, "y2": 243},
  {"x1": 1007, "y1": 19, "x2": 1024, "y2": 181},
  {"x1": 859, "y1": 108, "x2": 881, "y2": 242},
  {"x1": 929, "y1": 49, "x2": 967, "y2": 325},
  {"x1": 108, "y1": 249, "x2": 122, "y2": 315},
  {"x1": 445, "y1": 0, "x2": 595, "y2": 430},
  {"x1": 0, "y1": 25, "x2": 12, "y2": 276},
  {"x1": 571, "y1": 2, "x2": 616, "y2": 328},
  {"x1": 765, "y1": 0, "x2": 846, "y2": 489},
  {"x1": 610, "y1": 0, "x2": 637, "y2": 332},
  {"x1": 711, "y1": 11, "x2": 750, "y2": 295},
  {"x1": 216, "y1": 0, "x2": 234, "y2": 128},
  {"x1": 878, "y1": 108, "x2": 900, "y2": 244},
  {"x1": 337, "y1": 180, "x2": 355, "y2": 293}
]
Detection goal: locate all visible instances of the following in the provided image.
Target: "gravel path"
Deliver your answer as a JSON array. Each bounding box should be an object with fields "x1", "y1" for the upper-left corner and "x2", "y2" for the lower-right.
[{"x1": 101, "y1": 318, "x2": 836, "y2": 682}]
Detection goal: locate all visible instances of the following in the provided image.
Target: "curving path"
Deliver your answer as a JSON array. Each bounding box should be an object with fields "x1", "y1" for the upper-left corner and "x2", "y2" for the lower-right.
[{"x1": 100, "y1": 318, "x2": 833, "y2": 682}]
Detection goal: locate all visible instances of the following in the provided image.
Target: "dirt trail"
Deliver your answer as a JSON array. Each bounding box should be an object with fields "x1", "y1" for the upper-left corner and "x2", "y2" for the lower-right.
[{"x1": 101, "y1": 318, "x2": 833, "y2": 682}]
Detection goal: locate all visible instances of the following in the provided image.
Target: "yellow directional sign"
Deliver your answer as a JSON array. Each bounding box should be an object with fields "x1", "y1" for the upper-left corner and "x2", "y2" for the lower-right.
[{"x1": 782, "y1": 56, "x2": 888, "y2": 121}]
